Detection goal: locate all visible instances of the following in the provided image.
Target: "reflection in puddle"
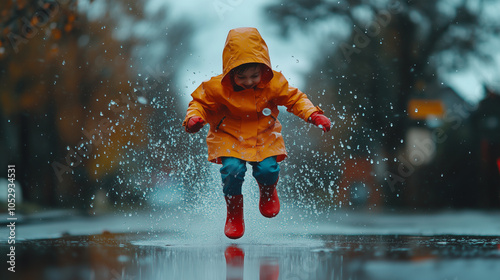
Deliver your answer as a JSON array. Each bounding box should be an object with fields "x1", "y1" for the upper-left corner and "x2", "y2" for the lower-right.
[
  {"x1": 1, "y1": 233, "x2": 499, "y2": 279},
  {"x1": 225, "y1": 245, "x2": 245, "y2": 280},
  {"x1": 224, "y1": 245, "x2": 280, "y2": 280}
]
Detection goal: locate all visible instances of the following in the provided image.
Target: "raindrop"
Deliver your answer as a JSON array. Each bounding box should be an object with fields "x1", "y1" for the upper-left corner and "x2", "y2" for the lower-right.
[{"x1": 137, "y1": 96, "x2": 148, "y2": 105}]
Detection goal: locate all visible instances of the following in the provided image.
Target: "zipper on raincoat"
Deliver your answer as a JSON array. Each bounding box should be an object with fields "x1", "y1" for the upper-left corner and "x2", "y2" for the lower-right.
[{"x1": 215, "y1": 116, "x2": 226, "y2": 131}]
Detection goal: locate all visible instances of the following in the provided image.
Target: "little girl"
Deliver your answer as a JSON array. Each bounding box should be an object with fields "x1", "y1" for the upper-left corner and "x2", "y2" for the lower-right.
[{"x1": 183, "y1": 27, "x2": 331, "y2": 239}]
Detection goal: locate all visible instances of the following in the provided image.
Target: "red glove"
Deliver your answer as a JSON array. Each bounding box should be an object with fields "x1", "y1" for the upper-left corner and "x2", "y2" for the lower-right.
[
  {"x1": 309, "y1": 112, "x2": 331, "y2": 132},
  {"x1": 185, "y1": 116, "x2": 205, "y2": 133}
]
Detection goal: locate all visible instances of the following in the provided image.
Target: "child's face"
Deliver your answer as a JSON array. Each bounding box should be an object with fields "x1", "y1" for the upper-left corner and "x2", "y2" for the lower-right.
[{"x1": 233, "y1": 66, "x2": 262, "y2": 90}]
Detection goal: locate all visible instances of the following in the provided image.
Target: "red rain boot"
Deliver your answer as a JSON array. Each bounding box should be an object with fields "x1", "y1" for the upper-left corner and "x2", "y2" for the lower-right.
[
  {"x1": 258, "y1": 180, "x2": 280, "y2": 218},
  {"x1": 224, "y1": 195, "x2": 245, "y2": 239}
]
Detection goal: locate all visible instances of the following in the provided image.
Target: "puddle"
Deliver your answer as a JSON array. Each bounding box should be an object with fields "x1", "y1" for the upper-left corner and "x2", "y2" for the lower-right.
[{"x1": 1, "y1": 233, "x2": 499, "y2": 279}]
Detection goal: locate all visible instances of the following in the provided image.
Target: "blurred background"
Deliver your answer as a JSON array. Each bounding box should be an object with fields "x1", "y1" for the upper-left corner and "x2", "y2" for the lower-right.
[{"x1": 1, "y1": 0, "x2": 500, "y2": 216}]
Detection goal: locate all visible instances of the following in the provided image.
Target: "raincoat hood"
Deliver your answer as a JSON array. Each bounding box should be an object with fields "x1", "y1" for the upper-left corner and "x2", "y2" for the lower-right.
[{"x1": 221, "y1": 27, "x2": 274, "y2": 88}]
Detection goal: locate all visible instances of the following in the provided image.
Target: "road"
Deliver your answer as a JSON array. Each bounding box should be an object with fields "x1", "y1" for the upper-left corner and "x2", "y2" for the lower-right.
[{"x1": 1, "y1": 207, "x2": 500, "y2": 279}]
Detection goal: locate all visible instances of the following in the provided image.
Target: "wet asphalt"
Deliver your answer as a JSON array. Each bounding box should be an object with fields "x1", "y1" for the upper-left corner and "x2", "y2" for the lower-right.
[
  {"x1": 1, "y1": 232, "x2": 500, "y2": 280},
  {"x1": 1, "y1": 209, "x2": 500, "y2": 279}
]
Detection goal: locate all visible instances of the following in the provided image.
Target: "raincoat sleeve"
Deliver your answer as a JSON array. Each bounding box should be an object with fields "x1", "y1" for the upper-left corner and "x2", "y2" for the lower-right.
[
  {"x1": 273, "y1": 72, "x2": 323, "y2": 121},
  {"x1": 183, "y1": 82, "x2": 218, "y2": 127}
]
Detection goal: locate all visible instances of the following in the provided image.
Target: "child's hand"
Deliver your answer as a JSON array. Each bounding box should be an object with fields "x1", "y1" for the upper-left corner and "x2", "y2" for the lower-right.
[
  {"x1": 185, "y1": 116, "x2": 205, "y2": 133},
  {"x1": 309, "y1": 112, "x2": 331, "y2": 132}
]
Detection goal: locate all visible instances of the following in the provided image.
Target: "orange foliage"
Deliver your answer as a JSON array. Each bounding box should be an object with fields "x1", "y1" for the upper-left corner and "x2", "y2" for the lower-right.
[{"x1": 1, "y1": 0, "x2": 151, "y2": 183}]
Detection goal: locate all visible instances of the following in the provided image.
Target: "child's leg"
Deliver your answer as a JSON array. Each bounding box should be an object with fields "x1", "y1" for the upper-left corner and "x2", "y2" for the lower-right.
[
  {"x1": 220, "y1": 157, "x2": 247, "y2": 239},
  {"x1": 251, "y1": 156, "x2": 280, "y2": 218},
  {"x1": 250, "y1": 156, "x2": 279, "y2": 186},
  {"x1": 220, "y1": 157, "x2": 247, "y2": 196}
]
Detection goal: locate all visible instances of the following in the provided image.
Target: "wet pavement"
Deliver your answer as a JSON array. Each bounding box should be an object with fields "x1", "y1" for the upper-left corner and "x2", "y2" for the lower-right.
[
  {"x1": 1, "y1": 231, "x2": 500, "y2": 280},
  {"x1": 1, "y1": 208, "x2": 500, "y2": 280}
]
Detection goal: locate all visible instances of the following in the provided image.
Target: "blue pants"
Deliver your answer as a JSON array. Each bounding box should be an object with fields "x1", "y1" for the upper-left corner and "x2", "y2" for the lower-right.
[{"x1": 220, "y1": 156, "x2": 280, "y2": 196}]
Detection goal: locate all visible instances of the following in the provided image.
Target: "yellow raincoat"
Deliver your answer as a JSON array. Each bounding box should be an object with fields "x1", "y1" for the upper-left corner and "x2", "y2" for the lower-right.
[{"x1": 183, "y1": 27, "x2": 323, "y2": 164}]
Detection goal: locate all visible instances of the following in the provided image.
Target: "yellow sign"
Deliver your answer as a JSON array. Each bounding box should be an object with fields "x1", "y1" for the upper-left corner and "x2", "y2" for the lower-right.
[{"x1": 408, "y1": 99, "x2": 445, "y2": 120}]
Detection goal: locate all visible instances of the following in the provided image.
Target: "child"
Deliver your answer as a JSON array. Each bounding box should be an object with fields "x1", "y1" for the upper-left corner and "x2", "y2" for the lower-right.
[{"x1": 183, "y1": 27, "x2": 331, "y2": 239}]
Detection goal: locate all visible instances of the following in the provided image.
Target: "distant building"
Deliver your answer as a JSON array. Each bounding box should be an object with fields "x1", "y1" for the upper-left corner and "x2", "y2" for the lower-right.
[{"x1": 397, "y1": 79, "x2": 478, "y2": 208}]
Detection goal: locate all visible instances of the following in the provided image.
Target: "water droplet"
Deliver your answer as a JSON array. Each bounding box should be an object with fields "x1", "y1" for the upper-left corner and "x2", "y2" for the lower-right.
[{"x1": 137, "y1": 96, "x2": 148, "y2": 104}]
